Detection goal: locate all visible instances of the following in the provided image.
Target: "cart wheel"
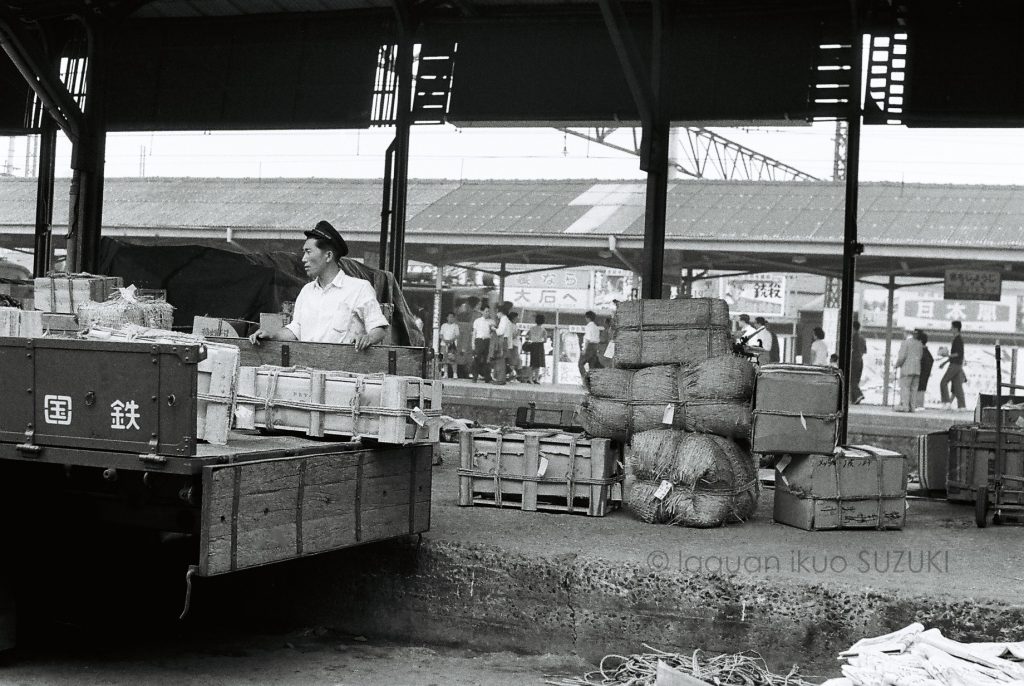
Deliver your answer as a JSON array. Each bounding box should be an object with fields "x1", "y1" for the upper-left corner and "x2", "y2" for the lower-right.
[{"x1": 975, "y1": 488, "x2": 989, "y2": 528}]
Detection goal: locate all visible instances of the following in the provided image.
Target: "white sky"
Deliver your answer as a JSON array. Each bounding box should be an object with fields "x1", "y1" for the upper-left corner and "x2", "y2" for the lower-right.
[{"x1": 4, "y1": 122, "x2": 1024, "y2": 185}]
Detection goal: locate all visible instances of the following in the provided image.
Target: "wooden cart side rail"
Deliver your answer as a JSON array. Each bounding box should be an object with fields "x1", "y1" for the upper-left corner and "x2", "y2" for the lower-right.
[
  {"x1": 207, "y1": 338, "x2": 432, "y2": 378},
  {"x1": 199, "y1": 444, "x2": 433, "y2": 576}
]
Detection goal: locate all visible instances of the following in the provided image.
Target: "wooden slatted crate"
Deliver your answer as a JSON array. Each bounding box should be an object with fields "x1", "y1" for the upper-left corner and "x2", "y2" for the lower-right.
[
  {"x1": 235, "y1": 366, "x2": 441, "y2": 445},
  {"x1": 34, "y1": 274, "x2": 122, "y2": 314},
  {"x1": 0, "y1": 307, "x2": 42, "y2": 337},
  {"x1": 458, "y1": 429, "x2": 623, "y2": 516}
]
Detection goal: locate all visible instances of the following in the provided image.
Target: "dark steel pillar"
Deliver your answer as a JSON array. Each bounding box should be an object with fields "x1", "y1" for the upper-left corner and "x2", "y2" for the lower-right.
[
  {"x1": 599, "y1": 0, "x2": 669, "y2": 299},
  {"x1": 33, "y1": 116, "x2": 57, "y2": 277},
  {"x1": 837, "y1": 0, "x2": 864, "y2": 443},
  {"x1": 67, "y1": 22, "x2": 107, "y2": 274},
  {"x1": 387, "y1": 9, "x2": 414, "y2": 284}
]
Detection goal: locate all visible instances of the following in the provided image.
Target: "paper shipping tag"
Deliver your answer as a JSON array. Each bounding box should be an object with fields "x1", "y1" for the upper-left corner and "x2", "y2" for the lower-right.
[
  {"x1": 654, "y1": 480, "x2": 673, "y2": 500},
  {"x1": 411, "y1": 406, "x2": 428, "y2": 427},
  {"x1": 605, "y1": 340, "x2": 616, "y2": 358},
  {"x1": 799, "y1": 412, "x2": 807, "y2": 430},
  {"x1": 537, "y1": 456, "x2": 549, "y2": 478},
  {"x1": 662, "y1": 404, "x2": 675, "y2": 425}
]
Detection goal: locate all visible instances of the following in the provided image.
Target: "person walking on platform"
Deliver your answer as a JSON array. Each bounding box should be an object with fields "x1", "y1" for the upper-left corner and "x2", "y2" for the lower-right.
[
  {"x1": 472, "y1": 306, "x2": 495, "y2": 383},
  {"x1": 894, "y1": 327, "x2": 923, "y2": 412},
  {"x1": 849, "y1": 320, "x2": 867, "y2": 404},
  {"x1": 809, "y1": 326, "x2": 829, "y2": 366},
  {"x1": 578, "y1": 310, "x2": 604, "y2": 380},
  {"x1": 439, "y1": 312, "x2": 460, "y2": 379},
  {"x1": 524, "y1": 314, "x2": 548, "y2": 384},
  {"x1": 939, "y1": 320, "x2": 967, "y2": 409}
]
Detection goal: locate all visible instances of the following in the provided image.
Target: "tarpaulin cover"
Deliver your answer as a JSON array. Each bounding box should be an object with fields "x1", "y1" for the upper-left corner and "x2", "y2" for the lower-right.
[{"x1": 96, "y1": 238, "x2": 423, "y2": 346}]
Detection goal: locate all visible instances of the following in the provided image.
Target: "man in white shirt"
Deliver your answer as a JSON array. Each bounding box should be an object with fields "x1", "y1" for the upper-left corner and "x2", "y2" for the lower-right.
[
  {"x1": 577, "y1": 310, "x2": 604, "y2": 380},
  {"x1": 249, "y1": 221, "x2": 389, "y2": 351},
  {"x1": 471, "y1": 306, "x2": 495, "y2": 382},
  {"x1": 492, "y1": 302, "x2": 515, "y2": 384}
]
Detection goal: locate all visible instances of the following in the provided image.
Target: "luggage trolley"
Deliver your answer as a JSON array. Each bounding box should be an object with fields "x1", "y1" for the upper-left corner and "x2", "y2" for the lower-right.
[{"x1": 976, "y1": 344, "x2": 1024, "y2": 527}]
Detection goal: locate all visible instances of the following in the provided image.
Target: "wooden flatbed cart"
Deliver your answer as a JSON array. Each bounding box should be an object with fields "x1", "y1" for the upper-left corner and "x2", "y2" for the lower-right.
[
  {"x1": 975, "y1": 344, "x2": 1024, "y2": 527},
  {"x1": 0, "y1": 336, "x2": 433, "y2": 652}
]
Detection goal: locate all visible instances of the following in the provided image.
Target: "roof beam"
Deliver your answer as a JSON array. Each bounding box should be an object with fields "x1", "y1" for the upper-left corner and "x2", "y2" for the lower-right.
[{"x1": 0, "y1": 8, "x2": 83, "y2": 142}]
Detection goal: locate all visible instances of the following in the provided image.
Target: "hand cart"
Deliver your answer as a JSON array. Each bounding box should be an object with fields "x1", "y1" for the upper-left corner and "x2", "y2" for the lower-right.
[{"x1": 975, "y1": 344, "x2": 1024, "y2": 527}]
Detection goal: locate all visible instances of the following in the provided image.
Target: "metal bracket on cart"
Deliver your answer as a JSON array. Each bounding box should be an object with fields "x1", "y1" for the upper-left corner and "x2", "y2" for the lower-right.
[
  {"x1": 138, "y1": 434, "x2": 168, "y2": 466},
  {"x1": 15, "y1": 424, "x2": 41, "y2": 457}
]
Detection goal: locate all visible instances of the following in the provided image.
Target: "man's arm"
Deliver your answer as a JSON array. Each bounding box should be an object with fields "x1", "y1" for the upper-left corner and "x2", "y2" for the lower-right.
[
  {"x1": 353, "y1": 326, "x2": 387, "y2": 352},
  {"x1": 249, "y1": 324, "x2": 298, "y2": 345}
]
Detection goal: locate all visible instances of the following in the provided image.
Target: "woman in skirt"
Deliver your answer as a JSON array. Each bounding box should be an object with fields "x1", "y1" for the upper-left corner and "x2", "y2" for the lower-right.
[{"x1": 524, "y1": 314, "x2": 548, "y2": 384}]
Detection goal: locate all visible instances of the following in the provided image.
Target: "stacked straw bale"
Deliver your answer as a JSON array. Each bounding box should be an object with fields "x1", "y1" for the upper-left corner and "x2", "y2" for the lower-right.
[
  {"x1": 625, "y1": 428, "x2": 759, "y2": 527},
  {"x1": 579, "y1": 355, "x2": 753, "y2": 441},
  {"x1": 612, "y1": 298, "x2": 732, "y2": 368},
  {"x1": 78, "y1": 286, "x2": 174, "y2": 331},
  {"x1": 576, "y1": 297, "x2": 761, "y2": 527}
]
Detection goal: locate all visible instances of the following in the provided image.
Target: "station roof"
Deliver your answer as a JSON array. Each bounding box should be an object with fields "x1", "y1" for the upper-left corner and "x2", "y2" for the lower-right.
[{"x1": 2, "y1": 176, "x2": 1023, "y2": 282}]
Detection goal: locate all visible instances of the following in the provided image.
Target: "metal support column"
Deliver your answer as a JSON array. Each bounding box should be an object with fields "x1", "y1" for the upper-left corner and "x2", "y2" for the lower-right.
[
  {"x1": 837, "y1": 0, "x2": 864, "y2": 443},
  {"x1": 67, "y1": 21, "x2": 107, "y2": 274},
  {"x1": 33, "y1": 117, "x2": 57, "y2": 277},
  {"x1": 882, "y1": 275, "x2": 896, "y2": 406},
  {"x1": 386, "y1": 2, "x2": 415, "y2": 284},
  {"x1": 599, "y1": 0, "x2": 670, "y2": 299}
]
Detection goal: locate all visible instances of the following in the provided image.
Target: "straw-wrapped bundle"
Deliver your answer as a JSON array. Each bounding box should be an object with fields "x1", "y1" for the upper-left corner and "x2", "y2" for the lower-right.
[
  {"x1": 579, "y1": 358, "x2": 753, "y2": 441},
  {"x1": 78, "y1": 285, "x2": 174, "y2": 331},
  {"x1": 613, "y1": 298, "x2": 732, "y2": 368},
  {"x1": 580, "y1": 366, "x2": 679, "y2": 441},
  {"x1": 626, "y1": 428, "x2": 758, "y2": 527},
  {"x1": 677, "y1": 354, "x2": 754, "y2": 400}
]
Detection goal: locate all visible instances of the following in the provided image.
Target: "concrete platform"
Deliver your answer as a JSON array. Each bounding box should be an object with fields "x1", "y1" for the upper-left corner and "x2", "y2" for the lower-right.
[
  {"x1": 440, "y1": 378, "x2": 976, "y2": 455},
  {"x1": 185, "y1": 453, "x2": 1024, "y2": 678}
]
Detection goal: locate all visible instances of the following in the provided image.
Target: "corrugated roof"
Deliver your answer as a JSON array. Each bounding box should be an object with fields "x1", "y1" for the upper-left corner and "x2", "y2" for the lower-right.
[{"x1": 3, "y1": 177, "x2": 1024, "y2": 275}]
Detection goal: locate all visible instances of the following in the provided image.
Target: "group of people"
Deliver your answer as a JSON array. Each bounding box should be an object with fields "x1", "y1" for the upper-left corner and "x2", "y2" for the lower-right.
[
  {"x1": 734, "y1": 312, "x2": 968, "y2": 412},
  {"x1": 894, "y1": 320, "x2": 967, "y2": 412},
  {"x1": 734, "y1": 314, "x2": 780, "y2": 364},
  {"x1": 439, "y1": 301, "x2": 549, "y2": 385}
]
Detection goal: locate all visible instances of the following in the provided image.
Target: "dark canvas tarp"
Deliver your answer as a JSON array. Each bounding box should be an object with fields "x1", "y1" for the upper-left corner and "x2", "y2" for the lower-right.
[{"x1": 96, "y1": 238, "x2": 423, "y2": 346}]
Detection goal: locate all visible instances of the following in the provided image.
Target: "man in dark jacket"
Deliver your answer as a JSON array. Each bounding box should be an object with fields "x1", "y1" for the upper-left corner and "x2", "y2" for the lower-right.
[{"x1": 939, "y1": 320, "x2": 967, "y2": 409}]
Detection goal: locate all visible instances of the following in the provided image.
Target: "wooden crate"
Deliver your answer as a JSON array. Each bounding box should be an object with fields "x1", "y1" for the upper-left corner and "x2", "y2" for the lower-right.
[
  {"x1": 209, "y1": 337, "x2": 432, "y2": 378},
  {"x1": 34, "y1": 274, "x2": 122, "y2": 314},
  {"x1": 199, "y1": 444, "x2": 432, "y2": 576},
  {"x1": 947, "y1": 425, "x2": 1024, "y2": 504},
  {"x1": 458, "y1": 429, "x2": 623, "y2": 516},
  {"x1": 0, "y1": 307, "x2": 42, "y2": 337},
  {"x1": 235, "y1": 366, "x2": 441, "y2": 445}
]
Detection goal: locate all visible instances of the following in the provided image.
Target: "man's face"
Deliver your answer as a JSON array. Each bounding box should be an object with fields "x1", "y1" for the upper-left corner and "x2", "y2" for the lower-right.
[
  {"x1": 301, "y1": 238, "x2": 331, "y2": 279},
  {"x1": 447, "y1": 314, "x2": 455, "y2": 323}
]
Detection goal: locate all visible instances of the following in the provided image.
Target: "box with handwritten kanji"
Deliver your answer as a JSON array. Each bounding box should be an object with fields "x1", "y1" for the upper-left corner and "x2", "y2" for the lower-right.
[{"x1": 773, "y1": 445, "x2": 907, "y2": 530}]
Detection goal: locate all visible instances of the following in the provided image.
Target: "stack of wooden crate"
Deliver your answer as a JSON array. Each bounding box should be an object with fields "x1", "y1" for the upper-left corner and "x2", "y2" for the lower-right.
[
  {"x1": 34, "y1": 273, "x2": 122, "y2": 314},
  {"x1": 234, "y1": 366, "x2": 442, "y2": 446},
  {"x1": 753, "y1": 364, "x2": 908, "y2": 530},
  {"x1": 457, "y1": 429, "x2": 623, "y2": 517}
]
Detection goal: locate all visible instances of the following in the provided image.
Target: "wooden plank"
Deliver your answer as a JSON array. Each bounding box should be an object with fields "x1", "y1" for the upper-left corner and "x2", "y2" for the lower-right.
[
  {"x1": 209, "y1": 337, "x2": 429, "y2": 377},
  {"x1": 199, "y1": 446, "x2": 432, "y2": 576}
]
